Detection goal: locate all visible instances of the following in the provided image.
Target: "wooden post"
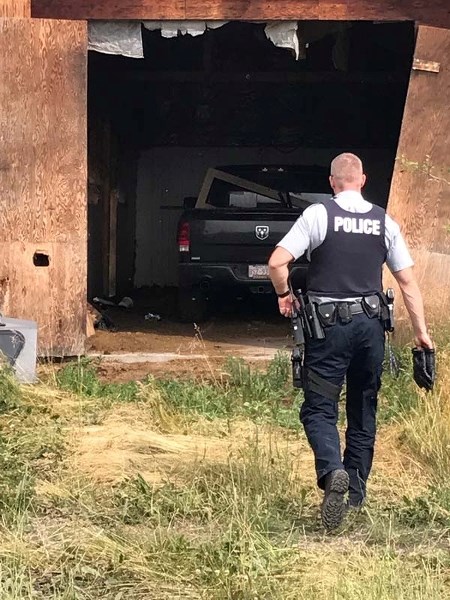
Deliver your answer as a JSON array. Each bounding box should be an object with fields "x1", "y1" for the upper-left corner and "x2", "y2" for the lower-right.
[
  {"x1": 386, "y1": 25, "x2": 450, "y2": 338},
  {"x1": 1, "y1": 0, "x2": 31, "y2": 18},
  {"x1": 100, "y1": 120, "x2": 118, "y2": 298}
]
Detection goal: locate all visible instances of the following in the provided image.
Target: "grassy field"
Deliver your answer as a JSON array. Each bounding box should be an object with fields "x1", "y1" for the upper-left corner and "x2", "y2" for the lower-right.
[{"x1": 0, "y1": 346, "x2": 449, "y2": 599}]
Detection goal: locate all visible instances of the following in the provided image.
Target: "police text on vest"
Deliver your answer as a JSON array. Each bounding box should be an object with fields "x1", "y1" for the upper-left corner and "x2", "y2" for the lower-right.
[{"x1": 334, "y1": 217, "x2": 381, "y2": 236}]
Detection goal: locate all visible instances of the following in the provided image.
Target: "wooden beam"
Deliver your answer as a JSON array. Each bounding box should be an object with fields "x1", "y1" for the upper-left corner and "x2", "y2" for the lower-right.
[
  {"x1": 196, "y1": 168, "x2": 283, "y2": 207},
  {"x1": 1, "y1": 0, "x2": 31, "y2": 18},
  {"x1": 186, "y1": 0, "x2": 449, "y2": 24},
  {"x1": 32, "y1": 0, "x2": 185, "y2": 20},
  {"x1": 101, "y1": 120, "x2": 113, "y2": 297},
  {"x1": 108, "y1": 188, "x2": 118, "y2": 298},
  {"x1": 31, "y1": 0, "x2": 450, "y2": 28}
]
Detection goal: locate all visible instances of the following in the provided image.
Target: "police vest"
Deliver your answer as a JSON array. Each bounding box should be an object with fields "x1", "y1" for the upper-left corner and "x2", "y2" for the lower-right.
[{"x1": 306, "y1": 200, "x2": 387, "y2": 298}]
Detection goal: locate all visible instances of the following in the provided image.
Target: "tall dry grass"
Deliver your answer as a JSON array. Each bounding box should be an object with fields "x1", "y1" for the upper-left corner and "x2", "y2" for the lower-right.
[
  {"x1": 0, "y1": 351, "x2": 449, "y2": 598},
  {"x1": 401, "y1": 347, "x2": 450, "y2": 479}
]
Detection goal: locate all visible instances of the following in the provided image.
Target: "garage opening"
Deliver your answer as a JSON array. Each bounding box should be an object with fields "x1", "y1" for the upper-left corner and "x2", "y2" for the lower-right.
[{"x1": 87, "y1": 20, "x2": 415, "y2": 339}]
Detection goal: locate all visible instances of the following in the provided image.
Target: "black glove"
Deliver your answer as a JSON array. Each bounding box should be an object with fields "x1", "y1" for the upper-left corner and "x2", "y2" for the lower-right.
[{"x1": 412, "y1": 348, "x2": 436, "y2": 391}]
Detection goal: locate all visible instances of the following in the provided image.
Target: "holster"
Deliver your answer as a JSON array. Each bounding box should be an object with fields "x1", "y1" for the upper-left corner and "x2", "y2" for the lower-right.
[
  {"x1": 378, "y1": 291, "x2": 394, "y2": 332},
  {"x1": 412, "y1": 348, "x2": 436, "y2": 391},
  {"x1": 291, "y1": 346, "x2": 304, "y2": 389},
  {"x1": 305, "y1": 302, "x2": 325, "y2": 339}
]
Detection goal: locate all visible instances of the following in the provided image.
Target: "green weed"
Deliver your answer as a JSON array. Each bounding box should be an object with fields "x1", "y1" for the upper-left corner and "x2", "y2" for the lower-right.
[
  {"x1": 56, "y1": 358, "x2": 102, "y2": 396},
  {"x1": 393, "y1": 484, "x2": 450, "y2": 528},
  {"x1": 57, "y1": 353, "x2": 301, "y2": 429},
  {"x1": 0, "y1": 366, "x2": 22, "y2": 413},
  {"x1": 225, "y1": 353, "x2": 299, "y2": 427},
  {"x1": 378, "y1": 349, "x2": 418, "y2": 423},
  {"x1": 157, "y1": 378, "x2": 233, "y2": 420},
  {"x1": 56, "y1": 358, "x2": 139, "y2": 404}
]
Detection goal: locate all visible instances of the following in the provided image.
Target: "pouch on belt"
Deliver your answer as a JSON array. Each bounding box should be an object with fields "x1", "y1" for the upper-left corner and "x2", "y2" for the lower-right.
[
  {"x1": 317, "y1": 303, "x2": 337, "y2": 327},
  {"x1": 362, "y1": 295, "x2": 380, "y2": 318}
]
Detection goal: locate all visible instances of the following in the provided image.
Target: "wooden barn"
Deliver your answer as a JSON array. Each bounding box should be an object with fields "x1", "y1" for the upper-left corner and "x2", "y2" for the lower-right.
[{"x1": 1, "y1": 0, "x2": 449, "y2": 355}]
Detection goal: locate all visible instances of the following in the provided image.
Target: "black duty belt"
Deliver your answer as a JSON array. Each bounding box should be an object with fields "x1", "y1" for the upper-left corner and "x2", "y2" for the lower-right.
[
  {"x1": 316, "y1": 296, "x2": 381, "y2": 327},
  {"x1": 322, "y1": 300, "x2": 378, "y2": 315},
  {"x1": 348, "y1": 302, "x2": 365, "y2": 315},
  {"x1": 321, "y1": 301, "x2": 365, "y2": 314}
]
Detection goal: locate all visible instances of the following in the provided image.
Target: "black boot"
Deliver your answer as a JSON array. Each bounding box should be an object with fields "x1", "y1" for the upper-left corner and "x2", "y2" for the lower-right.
[{"x1": 321, "y1": 469, "x2": 349, "y2": 531}]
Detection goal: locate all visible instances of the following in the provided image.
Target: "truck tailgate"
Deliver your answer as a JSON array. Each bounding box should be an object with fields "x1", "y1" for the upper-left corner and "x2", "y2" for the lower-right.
[{"x1": 186, "y1": 209, "x2": 300, "y2": 264}]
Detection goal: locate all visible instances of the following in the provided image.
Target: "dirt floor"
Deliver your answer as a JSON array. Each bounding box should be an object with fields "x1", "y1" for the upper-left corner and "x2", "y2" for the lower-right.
[
  {"x1": 88, "y1": 316, "x2": 288, "y2": 354},
  {"x1": 87, "y1": 292, "x2": 291, "y2": 382},
  {"x1": 94, "y1": 358, "x2": 234, "y2": 383}
]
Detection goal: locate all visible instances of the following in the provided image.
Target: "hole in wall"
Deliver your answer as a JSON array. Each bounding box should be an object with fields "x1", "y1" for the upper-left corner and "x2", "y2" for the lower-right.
[{"x1": 33, "y1": 252, "x2": 50, "y2": 267}]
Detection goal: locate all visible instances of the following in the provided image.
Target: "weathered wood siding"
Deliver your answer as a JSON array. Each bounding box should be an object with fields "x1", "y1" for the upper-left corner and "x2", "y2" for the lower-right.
[
  {"x1": 31, "y1": 0, "x2": 450, "y2": 27},
  {"x1": 387, "y1": 25, "x2": 450, "y2": 328},
  {"x1": 0, "y1": 19, "x2": 87, "y2": 355},
  {"x1": 1, "y1": 0, "x2": 30, "y2": 18}
]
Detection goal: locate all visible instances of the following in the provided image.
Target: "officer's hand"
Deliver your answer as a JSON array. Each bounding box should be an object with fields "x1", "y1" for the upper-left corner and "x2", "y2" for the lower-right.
[
  {"x1": 414, "y1": 331, "x2": 434, "y2": 350},
  {"x1": 278, "y1": 295, "x2": 293, "y2": 318}
]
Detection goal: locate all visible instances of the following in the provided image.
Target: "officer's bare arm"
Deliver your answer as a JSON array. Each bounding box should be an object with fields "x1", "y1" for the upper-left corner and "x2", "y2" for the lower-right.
[
  {"x1": 268, "y1": 247, "x2": 294, "y2": 294},
  {"x1": 392, "y1": 267, "x2": 433, "y2": 348}
]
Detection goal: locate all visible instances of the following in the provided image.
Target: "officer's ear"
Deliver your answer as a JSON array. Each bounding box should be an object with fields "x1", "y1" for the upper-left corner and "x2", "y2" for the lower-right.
[{"x1": 361, "y1": 174, "x2": 367, "y2": 188}]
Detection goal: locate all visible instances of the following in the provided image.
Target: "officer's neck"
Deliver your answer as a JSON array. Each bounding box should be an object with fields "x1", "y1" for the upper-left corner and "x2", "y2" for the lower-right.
[{"x1": 334, "y1": 186, "x2": 363, "y2": 195}]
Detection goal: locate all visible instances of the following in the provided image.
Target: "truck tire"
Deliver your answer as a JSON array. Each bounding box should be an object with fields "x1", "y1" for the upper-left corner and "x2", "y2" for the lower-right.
[{"x1": 178, "y1": 287, "x2": 209, "y2": 323}]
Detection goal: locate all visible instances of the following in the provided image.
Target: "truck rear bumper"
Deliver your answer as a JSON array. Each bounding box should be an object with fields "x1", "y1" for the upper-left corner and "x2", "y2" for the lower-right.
[{"x1": 179, "y1": 263, "x2": 308, "y2": 296}]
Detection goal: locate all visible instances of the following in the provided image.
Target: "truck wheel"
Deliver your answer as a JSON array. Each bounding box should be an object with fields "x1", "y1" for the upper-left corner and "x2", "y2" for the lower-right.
[{"x1": 178, "y1": 287, "x2": 209, "y2": 323}]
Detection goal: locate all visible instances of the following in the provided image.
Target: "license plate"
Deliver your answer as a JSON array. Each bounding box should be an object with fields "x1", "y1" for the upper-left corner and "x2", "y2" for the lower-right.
[{"x1": 248, "y1": 264, "x2": 270, "y2": 279}]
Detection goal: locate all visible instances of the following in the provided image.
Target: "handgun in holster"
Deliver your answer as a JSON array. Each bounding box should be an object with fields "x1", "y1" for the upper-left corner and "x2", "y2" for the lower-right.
[
  {"x1": 379, "y1": 287, "x2": 395, "y2": 333},
  {"x1": 290, "y1": 287, "x2": 306, "y2": 389},
  {"x1": 289, "y1": 286, "x2": 325, "y2": 390}
]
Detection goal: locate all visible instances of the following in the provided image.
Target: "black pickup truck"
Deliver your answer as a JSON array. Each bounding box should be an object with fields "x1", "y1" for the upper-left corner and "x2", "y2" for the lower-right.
[{"x1": 177, "y1": 164, "x2": 330, "y2": 321}]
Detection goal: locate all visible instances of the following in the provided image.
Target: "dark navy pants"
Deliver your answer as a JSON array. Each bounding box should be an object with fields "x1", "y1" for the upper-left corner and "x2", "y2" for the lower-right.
[{"x1": 299, "y1": 313, "x2": 385, "y2": 505}]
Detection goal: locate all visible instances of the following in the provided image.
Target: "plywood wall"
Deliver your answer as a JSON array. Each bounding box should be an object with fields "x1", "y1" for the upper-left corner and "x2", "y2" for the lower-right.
[
  {"x1": 0, "y1": 19, "x2": 87, "y2": 355},
  {"x1": 1, "y1": 0, "x2": 30, "y2": 18},
  {"x1": 386, "y1": 25, "x2": 450, "y2": 334}
]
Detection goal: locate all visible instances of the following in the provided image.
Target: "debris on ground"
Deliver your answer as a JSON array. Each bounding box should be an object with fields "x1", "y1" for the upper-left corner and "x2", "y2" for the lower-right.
[
  {"x1": 93, "y1": 296, "x2": 134, "y2": 310},
  {"x1": 88, "y1": 301, "x2": 117, "y2": 332},
  {"x1": 144, "y1": 312, "x2": 161, "y2": 322},
  {"x1": 118, "y1": 296, "x2": 134, "y2": 309},
  {"x1": 92, "y1": 296, "x2": 116, "y2": 308}
]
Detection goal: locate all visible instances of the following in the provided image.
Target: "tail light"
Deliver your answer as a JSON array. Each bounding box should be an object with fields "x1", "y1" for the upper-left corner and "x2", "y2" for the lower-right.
[{"x1": 178, "y1": 221, "x2": 190, "y2": 253}]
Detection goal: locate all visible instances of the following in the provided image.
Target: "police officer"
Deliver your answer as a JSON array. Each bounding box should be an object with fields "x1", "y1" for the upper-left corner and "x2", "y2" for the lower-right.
[{"x1": 268, "y1": 153, "x2": 433, "y2": 530}]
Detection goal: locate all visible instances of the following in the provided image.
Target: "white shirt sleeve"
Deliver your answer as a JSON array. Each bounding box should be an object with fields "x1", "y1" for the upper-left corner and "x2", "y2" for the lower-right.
[
  {"x1": 385, "y1": 214, "x2": 414, "y2": 273},
  {"x1": 276, "y1": 204, "x2": 327, "y2": 260}
]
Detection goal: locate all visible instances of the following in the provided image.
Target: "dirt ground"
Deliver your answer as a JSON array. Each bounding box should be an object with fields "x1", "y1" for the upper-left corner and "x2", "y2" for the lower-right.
[
  {"x1": 95, "y1": 358, "x2": 232, "y2": 383},
  {"x1": 87, "y1": 293, "x2": 291, "y2": 382}
]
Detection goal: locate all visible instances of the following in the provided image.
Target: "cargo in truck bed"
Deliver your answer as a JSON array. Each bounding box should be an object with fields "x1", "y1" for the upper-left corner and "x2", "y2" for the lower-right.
[{"x1": 176, "y1": 164, "x2": 330, "y2": 322}]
